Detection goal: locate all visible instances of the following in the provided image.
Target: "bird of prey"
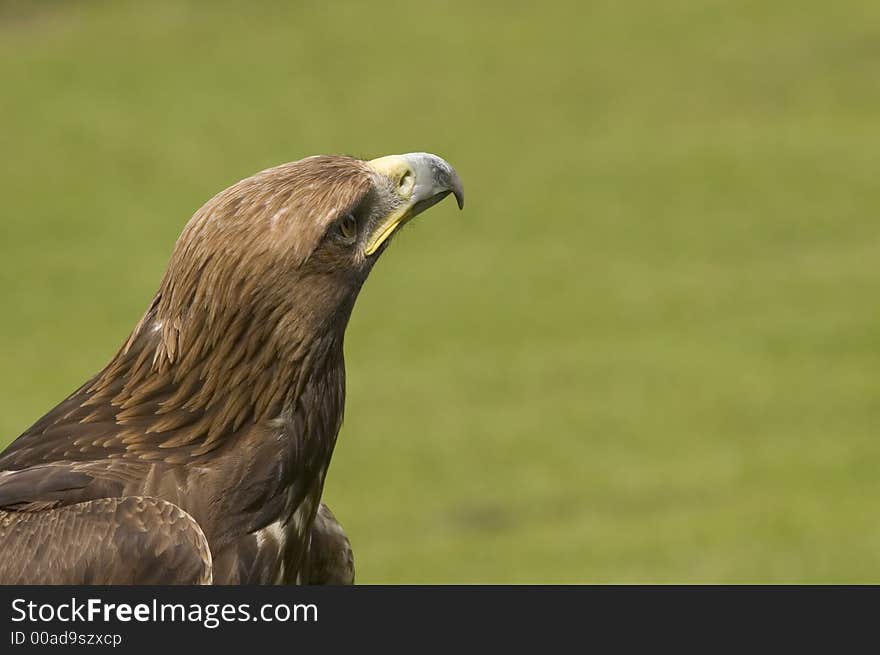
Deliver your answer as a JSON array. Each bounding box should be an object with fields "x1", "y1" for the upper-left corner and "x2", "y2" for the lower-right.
[{"x1": 0, "y1": 152, "x2": 464, "y2": 584}]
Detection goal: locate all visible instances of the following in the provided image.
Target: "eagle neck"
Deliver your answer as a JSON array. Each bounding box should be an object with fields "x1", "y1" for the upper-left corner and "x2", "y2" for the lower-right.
[{"x1": 88, "y1": 295, "x2": 348, "y2": 458}]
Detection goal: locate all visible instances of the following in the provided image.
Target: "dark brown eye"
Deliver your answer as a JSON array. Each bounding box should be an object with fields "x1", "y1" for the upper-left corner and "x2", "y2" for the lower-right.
[{"x1": 338, "y1": 213, "x2": 357, "y2": 242}]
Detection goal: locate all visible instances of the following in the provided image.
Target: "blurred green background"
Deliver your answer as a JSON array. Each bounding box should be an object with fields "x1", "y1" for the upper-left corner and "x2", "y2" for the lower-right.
[{"x1": 1, "y1": 0, "x2": 878, "y2": 582}]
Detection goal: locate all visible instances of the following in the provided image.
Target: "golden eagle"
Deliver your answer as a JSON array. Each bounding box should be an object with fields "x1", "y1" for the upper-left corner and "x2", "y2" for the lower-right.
[{"x1": 0, "y1": 153, "x2": 463, "y2": 584}]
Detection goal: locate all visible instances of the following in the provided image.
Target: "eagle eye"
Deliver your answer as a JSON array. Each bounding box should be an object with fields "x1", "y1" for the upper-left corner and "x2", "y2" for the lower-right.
[{"x1": 337, "y1": 212, "x2": 358, "y2": 242}]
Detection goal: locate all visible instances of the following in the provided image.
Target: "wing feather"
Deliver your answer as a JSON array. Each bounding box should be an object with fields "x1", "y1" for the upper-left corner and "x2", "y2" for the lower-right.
[{"x1": 0, "y1": 496, "x2": 212, "y2": 584}]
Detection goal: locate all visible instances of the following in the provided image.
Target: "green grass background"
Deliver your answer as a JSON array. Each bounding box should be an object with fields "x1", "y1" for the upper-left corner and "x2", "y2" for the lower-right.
[{"x1": 1, "y1": 0, "x2": 878, "y2": 582}]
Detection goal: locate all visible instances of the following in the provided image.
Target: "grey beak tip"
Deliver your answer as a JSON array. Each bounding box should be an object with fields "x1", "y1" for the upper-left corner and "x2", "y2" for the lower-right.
[
  {"x1": 447, "y1": 167, "x2": 464, "y2": 210},
  {"x1": 403, "y1": 151, "x2": 464, "y2": 211}
]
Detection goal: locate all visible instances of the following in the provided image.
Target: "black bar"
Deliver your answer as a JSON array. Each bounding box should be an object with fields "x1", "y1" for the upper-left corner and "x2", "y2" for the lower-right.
[{"x1": 0, "y1": 586, "x2": 873, "y2": 650}]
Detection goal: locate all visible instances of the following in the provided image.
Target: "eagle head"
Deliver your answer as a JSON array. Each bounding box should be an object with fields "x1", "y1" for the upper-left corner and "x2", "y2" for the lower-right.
[{"x1": 147, "y1": 153, "x2": 464, "y2": 367}]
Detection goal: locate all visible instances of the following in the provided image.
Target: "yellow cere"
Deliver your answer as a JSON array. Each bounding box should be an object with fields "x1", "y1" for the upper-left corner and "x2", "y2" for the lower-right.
[{"x1": 364, "y1": 156, "x2": 417, "y2": 255}]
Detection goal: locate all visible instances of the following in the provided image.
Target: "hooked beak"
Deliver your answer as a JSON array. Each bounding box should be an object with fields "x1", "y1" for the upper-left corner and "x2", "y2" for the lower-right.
[{"x1": 363, "y1": 152, "x2": 464, "y2": 255}]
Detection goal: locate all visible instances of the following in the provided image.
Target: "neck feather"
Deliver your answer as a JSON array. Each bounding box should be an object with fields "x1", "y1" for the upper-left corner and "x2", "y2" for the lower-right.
[{"x1": 85, "y1": 293, "x2": 346, "y2": 457}]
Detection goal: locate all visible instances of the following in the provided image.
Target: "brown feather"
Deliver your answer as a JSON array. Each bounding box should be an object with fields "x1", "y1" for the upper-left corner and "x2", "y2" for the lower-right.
[{"x1": 0, "y1": 155, "x2": 379, "y2": 583}]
